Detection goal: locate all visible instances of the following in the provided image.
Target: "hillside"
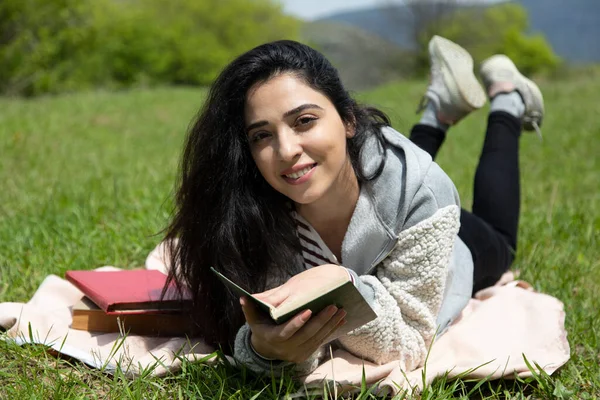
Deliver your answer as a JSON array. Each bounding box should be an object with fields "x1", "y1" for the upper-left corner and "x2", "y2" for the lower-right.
[
  {"x1": 317, "y1": 0, "x2": 600, "y2": 63},
  {"x1": 301, "y1": 21, "x2": 415, "y2": 89},
  {"x1": 1, "y1": 79, "x2": 599, "y2": 398}
]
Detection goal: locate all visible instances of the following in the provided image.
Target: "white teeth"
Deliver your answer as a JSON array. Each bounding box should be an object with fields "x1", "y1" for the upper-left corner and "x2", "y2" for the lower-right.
[{"x1": 285, "y1": 166, "x2": 313, "y2": 179}]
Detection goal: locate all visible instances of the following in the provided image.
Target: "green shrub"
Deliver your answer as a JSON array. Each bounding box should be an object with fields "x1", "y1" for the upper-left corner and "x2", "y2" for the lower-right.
[
  {"x1": 0, "y1": 0, "x2": 92, "y2": 95},
  {"x1": 0, "y1": 0, "x2": 299, "y2": 96},
  {"x1": 502, "y1": 28, "x2": 559, "y2": 75},
  {"x1": 414, "y1": 3, "x2": 560, "y2": 76}
]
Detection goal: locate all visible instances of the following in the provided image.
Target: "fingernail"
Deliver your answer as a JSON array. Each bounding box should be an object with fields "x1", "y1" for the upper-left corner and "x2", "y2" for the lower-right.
[
  {"x1": 302, "y1": 310, "x2": 312, "y2": 322},
  {"x1": 337, "y1": 309, "x2": 347, "y2": 319},
  {"x1": 328, "y1": 306, "x2": 338, "y2": 316}
]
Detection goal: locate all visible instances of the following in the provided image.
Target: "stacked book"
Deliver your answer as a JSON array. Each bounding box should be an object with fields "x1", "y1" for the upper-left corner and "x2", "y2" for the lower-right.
[{"x1": 66, "y1": 270, "x2": 195, "y2": 336}]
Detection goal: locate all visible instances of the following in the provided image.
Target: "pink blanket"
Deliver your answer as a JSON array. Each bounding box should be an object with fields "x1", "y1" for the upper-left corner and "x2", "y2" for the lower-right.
[{"x1": 0, "y1": 243, "x2": 570, "y2": 395}]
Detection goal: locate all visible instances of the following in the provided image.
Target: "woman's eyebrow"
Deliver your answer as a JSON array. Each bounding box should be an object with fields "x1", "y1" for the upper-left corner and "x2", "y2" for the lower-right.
[
  {"x1": 246, "y1": 120, "x2": 268, "y2": 133},
  {"x1": 283, "y1": 103, "x2": 324, "y2": 118},
  {"x1": 246, "y1": 104, "x2": 324, "y2": 133}
]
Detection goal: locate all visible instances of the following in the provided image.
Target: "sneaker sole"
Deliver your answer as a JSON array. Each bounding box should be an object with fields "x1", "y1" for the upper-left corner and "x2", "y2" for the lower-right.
[{"x1": 430, "y1": 36, "x2": 486, "y2": 111}]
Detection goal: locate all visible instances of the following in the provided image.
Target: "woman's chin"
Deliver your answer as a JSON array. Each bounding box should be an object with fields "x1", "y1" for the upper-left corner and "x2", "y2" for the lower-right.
[{"x1": 288, "y1": 191, "x2": 323, "y2": 207}]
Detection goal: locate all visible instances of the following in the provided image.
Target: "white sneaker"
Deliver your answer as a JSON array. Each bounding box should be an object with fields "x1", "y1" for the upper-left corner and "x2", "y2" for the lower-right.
[
  {"x1": 417, "y1": 35, "x2": 486, "y2": 124},
  {"x1": 480, "y1": 54, "x2": 544, "y2": 138}
]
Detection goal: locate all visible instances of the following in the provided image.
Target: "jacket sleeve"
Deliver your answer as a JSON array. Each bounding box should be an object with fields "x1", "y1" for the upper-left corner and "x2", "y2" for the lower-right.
[
  {"x1": 233, "y1": 267, "x2": 327, "y2": 375},
  {"x1": 337, "y1": 204, "x2": 460, "y2": 371},
  {"x1": 233, "y1": 322, "x2": 327, "y2": 375}
]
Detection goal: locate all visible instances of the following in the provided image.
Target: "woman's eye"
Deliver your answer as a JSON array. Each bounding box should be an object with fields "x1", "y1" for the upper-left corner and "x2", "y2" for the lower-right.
[
  {"x1": 251, "y1": 131, "x2": 270, "y2": 143},
  {"x1": 297, "y1": 116, "x2": 317, "y2": 127}
]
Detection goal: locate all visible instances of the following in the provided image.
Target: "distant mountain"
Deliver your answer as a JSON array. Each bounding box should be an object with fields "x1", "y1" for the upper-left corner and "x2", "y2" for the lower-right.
[
  {"x1": 301, "y1": 21, "x2": 415, "y2": 90},
  {"x1": 317, "y1": 6, "x2": 415, "y2": 50},
  {"x1": 317, "y1": 0, "x2": 600, "y2": 63},
  {"x1": 520, "y1": 0, "x2": 600, "y2": 63}
]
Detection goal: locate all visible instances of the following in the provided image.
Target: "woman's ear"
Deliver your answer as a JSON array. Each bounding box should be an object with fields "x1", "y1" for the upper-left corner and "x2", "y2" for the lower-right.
[{"x1": 345, "y1": 120, "x2": 356, "y2": 138}]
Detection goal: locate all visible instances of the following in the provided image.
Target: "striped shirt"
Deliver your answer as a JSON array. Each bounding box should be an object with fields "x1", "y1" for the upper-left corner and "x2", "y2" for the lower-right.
[{"x1": 292, "y1": 211, "x2": 355, "y2": 285}]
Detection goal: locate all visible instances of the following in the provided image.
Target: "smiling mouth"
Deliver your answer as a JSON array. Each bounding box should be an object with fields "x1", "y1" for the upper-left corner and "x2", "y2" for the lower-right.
[{"x1": 283, "y1": 164, "x2": 316, "y2": 180}]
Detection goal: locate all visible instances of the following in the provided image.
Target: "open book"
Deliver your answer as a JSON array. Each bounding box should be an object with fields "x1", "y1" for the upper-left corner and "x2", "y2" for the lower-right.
[{"x1": 211, "y1": 267, "x2": 377, "y2": 337}]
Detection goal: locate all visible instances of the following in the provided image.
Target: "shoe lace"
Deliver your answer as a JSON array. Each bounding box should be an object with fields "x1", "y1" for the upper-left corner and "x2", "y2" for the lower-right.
[
  {"x1": 416, "y1": 95, "x2": 428, "y2": 114},
  {"x1": 532, "y1": 120, "x2": 543, "y2": 141},
  {"x1": 525, "y1": 110, "x2": 543, "y2": 141}
]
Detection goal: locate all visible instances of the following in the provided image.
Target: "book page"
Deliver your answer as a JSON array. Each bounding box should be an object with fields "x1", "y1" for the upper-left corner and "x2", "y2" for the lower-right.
[{"x1": 272, "y1": 273, "x2": 350, "y2": 319}]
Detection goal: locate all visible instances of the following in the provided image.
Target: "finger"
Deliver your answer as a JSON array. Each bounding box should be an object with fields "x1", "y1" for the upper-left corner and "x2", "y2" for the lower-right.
[
  {"x1": 297, "y1": 318, "x2": 347, "y2": 363},
  {"x1": 290, "y1": 308, "x2": 346, "y2": 363},
  {"x1": 286, "y1": 305, "x2": 339, "y2": 346},
  {"x1": 254, "y1": 286, "x2": 291, "y2": 308},
  {"x1": 240, "y1": 297, "x2": 269, "y2": 325},
  {"x1": 253, "y1": 286, "x2": 280, "y2": 298},
  {"x1": 272, "y1": 309, "x2": 312, "y2": 342},
  {"x1": 302, "y1": 308, "x2": 347, "y2": 348},
  {"x1": 322, "y1": 316, "x2": 348, "y2": 344}
]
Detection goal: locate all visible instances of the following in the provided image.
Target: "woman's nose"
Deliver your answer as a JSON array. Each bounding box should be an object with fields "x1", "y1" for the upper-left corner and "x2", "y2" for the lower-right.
[{"x1": 276, "y1": 129, "x2": 302, "y2": 161}]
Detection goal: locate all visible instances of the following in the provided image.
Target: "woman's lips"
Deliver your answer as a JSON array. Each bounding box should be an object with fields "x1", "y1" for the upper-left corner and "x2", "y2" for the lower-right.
[{"x1": 282, "y1": 163, "x2": 316, "y2": 185}]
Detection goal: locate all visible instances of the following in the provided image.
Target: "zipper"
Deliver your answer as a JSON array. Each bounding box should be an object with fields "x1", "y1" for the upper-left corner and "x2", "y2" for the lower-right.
[{"x1": 366, "y1": 239, "x2": 396, "y2": 274}]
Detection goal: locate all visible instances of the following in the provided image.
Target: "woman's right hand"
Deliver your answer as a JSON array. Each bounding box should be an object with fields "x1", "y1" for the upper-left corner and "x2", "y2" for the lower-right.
[{"x1": 240, "y1": 297, "x2": 346, "y2": 363}]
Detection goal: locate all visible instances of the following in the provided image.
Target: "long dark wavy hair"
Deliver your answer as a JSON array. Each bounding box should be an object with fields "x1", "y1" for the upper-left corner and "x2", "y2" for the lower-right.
[{"x1": 164, "y1": 40, "x2": 390, "y2": 351}]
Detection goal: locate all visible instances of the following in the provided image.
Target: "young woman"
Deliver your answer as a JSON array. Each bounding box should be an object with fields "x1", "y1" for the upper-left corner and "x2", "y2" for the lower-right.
[{"x1": 164, "y1": 36, "x2": 544, "y2": 374}]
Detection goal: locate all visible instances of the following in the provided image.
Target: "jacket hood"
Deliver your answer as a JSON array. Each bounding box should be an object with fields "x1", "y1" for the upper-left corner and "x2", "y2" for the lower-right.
[{"x1": 341, "y1": 126, "x2": 435, "y2": 274}]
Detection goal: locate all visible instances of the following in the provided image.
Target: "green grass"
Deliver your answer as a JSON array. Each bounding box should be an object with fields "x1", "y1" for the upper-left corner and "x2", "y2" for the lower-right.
[{"x1": 1, "y1": 79, "x2": 598, "y2": 398}]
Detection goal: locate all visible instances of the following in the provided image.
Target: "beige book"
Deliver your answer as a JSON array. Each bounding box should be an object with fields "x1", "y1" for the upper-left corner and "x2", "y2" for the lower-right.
[{"x1": 71, "y1": 297, "x2": 195, "y2": 336}]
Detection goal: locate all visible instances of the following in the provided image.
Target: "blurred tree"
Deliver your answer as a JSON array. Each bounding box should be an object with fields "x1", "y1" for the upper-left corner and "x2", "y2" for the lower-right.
[
  {"x1": 0, "y1": 0, "x2": 299, "y2": 96},
  {"x1": 380, "y1": 1, "x2": 559, "y2": 76},
  {"x1": 0, "y1": 0, "x2": 92, "y2": 95},
  {"x1": 144, "y1": 0, "x2": 298, "y2": 85},
  {"x1": 404, "y1": 0, "x2": 460, "y2": 74},
  {"x1": 433, "y1": 3, "x2": 559, "y2": 75},
  {"x1": 381, "y1": 0, "x2": 460, "y2": 73}
]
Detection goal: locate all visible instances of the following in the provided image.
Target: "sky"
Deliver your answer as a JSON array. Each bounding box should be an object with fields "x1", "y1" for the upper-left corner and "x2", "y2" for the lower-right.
[
  {"x1": 279, "y1": 0, "x2": 384, "y2": 20},
  {"x1": 279, "y1": 0, "x2": 502, "y2": 20}
]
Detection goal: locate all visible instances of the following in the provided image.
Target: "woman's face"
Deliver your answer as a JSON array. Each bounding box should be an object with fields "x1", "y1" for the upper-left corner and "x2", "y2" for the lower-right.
[{"x1": 244, "y1": 73, "x2": 355, "y2": 206}]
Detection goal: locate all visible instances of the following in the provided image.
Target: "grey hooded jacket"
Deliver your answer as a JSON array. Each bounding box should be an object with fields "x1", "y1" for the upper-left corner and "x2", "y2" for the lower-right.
[{"x1": 234, "y1": 126, "x2": 474, "y2": 373}]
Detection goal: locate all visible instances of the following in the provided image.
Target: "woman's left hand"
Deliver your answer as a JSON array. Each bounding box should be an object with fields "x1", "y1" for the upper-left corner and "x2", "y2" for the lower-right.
[{"x1": 240, "y1": 264, "x2": 350, "y2": 362}]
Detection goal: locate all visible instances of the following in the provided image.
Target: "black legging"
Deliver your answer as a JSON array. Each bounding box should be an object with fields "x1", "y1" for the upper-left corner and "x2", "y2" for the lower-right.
[{"x1": 410, "y1": 111, "x2": 521, "y2": 294}]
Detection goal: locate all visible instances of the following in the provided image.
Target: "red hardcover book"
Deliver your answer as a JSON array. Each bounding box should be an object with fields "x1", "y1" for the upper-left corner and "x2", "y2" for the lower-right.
[{"x1": 65, "y1": 270, "x2": 191, "y2": 315}]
